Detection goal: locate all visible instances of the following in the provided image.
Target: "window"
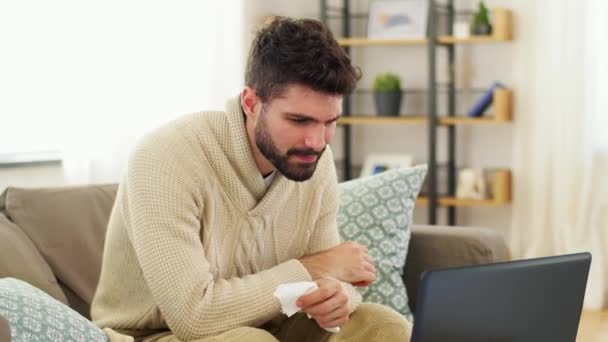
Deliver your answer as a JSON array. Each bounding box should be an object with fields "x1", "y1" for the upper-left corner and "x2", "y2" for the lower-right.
[{"x1": 0, "y1": 1, "x2": 243, "y2": 159}]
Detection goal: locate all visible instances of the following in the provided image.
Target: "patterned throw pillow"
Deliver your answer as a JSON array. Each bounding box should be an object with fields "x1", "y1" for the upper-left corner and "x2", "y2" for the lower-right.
[
  {"x1": 0, "y1": 278, "x2": 108, "y2": 342},
  {"x1": 337, "y1": 165, "x2": 427, "y2": 321}
]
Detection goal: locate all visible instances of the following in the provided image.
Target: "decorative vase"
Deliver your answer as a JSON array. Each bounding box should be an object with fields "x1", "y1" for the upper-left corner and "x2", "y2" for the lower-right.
[
  {"x1": 472, "y1": 23, "x2": 492, "y2": 35},
  {"x1": 374, "y1": 91, "x2": 402, "y2": 116}
]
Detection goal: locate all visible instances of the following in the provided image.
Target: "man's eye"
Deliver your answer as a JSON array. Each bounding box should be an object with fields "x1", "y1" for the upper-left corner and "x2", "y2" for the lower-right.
[{"x1": 290, "y1": 118, "x2": 309, "y2": 124}]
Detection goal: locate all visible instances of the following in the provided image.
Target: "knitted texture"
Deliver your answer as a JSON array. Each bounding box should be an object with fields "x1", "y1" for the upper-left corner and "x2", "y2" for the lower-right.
[{"x1": 91, "y1": 96, "x2": 361, "y2": 341}]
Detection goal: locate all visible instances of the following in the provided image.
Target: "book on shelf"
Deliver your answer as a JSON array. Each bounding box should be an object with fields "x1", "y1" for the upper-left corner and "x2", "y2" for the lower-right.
[{"x1": 467, "y1": 81, "x2": 504, "y2": 117}]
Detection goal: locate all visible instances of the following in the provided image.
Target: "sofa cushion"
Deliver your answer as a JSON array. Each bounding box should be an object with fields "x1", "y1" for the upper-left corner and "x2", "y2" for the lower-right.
[
  {"x1": 337, "y1": 165, "x2": 427, "y2": 322},
  {"x1": 0, "y1": 313, "x2": 10, "y2": 342},
  {"x1": 0, "y1": 278, "x2": 108, "y2": 342},
  {"x1": 0, "y1": 213, "x2": 68, "y2": 305},
  {"x1": 2, "y1": 184, "x2": 118, "y2": 315},
  {"x1": 404, "y1": 224, "x2": 511, "y2": 311}
]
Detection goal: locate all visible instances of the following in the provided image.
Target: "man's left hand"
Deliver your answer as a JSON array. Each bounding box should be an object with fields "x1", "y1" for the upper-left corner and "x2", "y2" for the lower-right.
[{"x1": 296, "y1": 277, "x2": 350, "y2": 330}]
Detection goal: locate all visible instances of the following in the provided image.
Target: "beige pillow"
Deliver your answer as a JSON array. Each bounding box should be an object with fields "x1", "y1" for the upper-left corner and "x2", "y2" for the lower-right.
[
  {"x1": 0, "y1": 313, "x2": 10, "y2": 342},
  {"x1": 3, "y1": 184, "x2": 118, "y2": 310},
  {"x1": 0, "y1": 213, "x2": 68, "y2": 304}
]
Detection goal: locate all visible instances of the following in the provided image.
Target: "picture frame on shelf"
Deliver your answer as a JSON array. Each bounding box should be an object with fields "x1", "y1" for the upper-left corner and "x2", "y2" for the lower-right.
[
  {"x1": 456, "y1": 168, "x2": 488, "y2": 199},
  {"x1": 360, "y1": 154, "x2": 413, "y2": 178},
  {"x1": 367, "y1": 0, "x2": 429, "y2": 39}
]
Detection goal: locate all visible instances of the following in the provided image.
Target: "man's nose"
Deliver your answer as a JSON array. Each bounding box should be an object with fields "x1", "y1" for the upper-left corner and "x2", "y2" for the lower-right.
[{"x1": 304, "y1": 127, "x2": 326, "y2": 152}]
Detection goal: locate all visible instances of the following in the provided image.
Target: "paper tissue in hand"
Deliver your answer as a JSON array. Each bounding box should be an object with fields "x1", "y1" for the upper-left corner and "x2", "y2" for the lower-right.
[{"x1": 273, "y1": 281, "x2": 340, "y2": 333}]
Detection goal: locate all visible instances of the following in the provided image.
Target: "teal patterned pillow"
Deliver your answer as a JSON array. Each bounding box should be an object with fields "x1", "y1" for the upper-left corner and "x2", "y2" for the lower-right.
[
  {"x1": 337, "y1": 165, "x2": 427, "y2": 321},
  {"x1": 0, "y1": 278, "x2": 108, "y2": 342}
]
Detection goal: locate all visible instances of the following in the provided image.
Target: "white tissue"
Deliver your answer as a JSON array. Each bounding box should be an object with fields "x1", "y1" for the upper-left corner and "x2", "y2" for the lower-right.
[{"x1": 273, "y1": 281, "x2": 340, "y2": 333}]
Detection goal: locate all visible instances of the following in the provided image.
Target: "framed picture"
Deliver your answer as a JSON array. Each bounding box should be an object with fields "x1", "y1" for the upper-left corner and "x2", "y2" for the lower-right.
[
  {"x1": 367, "y1": 0, "x2": 429, "y2": 39},
  {"x1": 360, "y1": 154, "x2": 414, "y2": 178},
  {"x1": 456, "y1": 168, "x2": 488, "y2": 199}
]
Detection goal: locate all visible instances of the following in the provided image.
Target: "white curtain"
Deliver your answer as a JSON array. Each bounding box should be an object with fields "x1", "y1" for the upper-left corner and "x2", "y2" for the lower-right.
[
  {"x1": 1, "y1": 1, "x2": 244, "y2": 183},
  {"x1": 510, "y1": 0, "x2": 608, "y2": 310},
  {"x1": 61, "y1": 0, "x2": 245, "y2": 183}
]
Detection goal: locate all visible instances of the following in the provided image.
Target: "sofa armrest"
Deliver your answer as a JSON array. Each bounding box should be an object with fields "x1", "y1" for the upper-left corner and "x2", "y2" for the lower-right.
[
  {"x1": 403, "y1": 224, "x2": 510, "y2": 312},
  {"x1": 0, "y1": 314, "x2": 11, "y2": 342}
]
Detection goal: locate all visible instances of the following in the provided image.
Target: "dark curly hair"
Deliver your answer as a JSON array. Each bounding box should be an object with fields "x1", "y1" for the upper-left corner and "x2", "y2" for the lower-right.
[{"x1": 245, "y1": 17, "x2": 361, "y2": 103}]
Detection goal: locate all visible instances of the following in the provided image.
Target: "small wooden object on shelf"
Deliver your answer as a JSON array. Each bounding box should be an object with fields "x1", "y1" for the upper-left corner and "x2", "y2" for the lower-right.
[
  {"x1": 492, "y1": 169, "x2": 511, "y2": 204},
  {"x1": 493, "y1": 88, "x2": 513, "y2": 122},
  {"x1": 416, "y1": 169, "x2": 511, "y2": 207},
  {"x1": 492, "y1": 8, "x2": 513, "y2": 40}
]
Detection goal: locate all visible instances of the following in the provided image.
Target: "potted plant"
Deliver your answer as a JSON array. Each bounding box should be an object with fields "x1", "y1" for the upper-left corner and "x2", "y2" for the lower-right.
[
  {"x1": 373, "y1": 73, "x2": 402, "y2": 116},
  {"x1": 471, "y1": 1, "x2": 492, "y2": 35}
]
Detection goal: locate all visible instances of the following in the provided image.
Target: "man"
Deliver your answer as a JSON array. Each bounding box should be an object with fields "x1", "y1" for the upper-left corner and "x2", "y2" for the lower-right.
[{"x1": 92, "y1": 17, "x2": 412, "y2": 341}]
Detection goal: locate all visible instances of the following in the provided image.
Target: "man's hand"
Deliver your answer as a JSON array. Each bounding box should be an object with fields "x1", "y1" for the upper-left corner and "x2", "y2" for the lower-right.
[
  {"x1": 296, "y1": 277, "x2": 349, "y2": 330},
  {"x1": 299, "y1": 241, "x2": 376, "y2": 286}
]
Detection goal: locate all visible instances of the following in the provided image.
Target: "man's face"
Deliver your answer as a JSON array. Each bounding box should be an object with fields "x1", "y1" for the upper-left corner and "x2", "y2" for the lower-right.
[{"x1": 254, "y1": 84, "x2": 342, "y2": 182}]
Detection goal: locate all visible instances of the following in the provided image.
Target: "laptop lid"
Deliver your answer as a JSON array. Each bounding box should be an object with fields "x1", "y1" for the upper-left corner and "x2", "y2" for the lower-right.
[{"x1": 411, "y1": 252, "x2": 591, "y2": 342}]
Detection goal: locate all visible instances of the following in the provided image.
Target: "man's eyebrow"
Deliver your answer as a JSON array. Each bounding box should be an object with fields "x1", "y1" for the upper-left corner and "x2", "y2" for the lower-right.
[{"x1": 284, "y1": 112, "x2": 342, "y2": 123}]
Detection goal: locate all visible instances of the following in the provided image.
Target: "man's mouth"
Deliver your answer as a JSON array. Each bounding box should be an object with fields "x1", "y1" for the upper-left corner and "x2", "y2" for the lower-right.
[{"x1": 292, "y1": 154, "x2": 318, "y2": 163}]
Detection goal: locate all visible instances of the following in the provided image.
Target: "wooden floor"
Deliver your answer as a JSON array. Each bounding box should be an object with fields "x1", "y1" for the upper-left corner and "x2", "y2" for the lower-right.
[{"x1": 577, "y1": 311, "x2": 608, "y2": 342}]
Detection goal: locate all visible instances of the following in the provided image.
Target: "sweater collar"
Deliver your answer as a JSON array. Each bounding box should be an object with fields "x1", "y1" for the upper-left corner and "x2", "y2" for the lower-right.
[
  {"x1": 224, "y1": 96, "x2": 268, "y2": 200},
  {"x1": 223, "y1": 96, "x2": 296, "y2": 215}
]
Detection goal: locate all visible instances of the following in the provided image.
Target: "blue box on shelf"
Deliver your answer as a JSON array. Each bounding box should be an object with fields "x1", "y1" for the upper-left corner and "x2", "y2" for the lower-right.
[{"x1": 468, "y1": 81, "x2": 505, "y2": 117}]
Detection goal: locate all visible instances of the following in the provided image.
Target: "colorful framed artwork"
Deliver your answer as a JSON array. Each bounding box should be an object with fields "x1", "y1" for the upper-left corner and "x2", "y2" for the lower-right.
[
  {"x1": 360, "y1": 154, "x2": 414, "y2": 178},
  {"x1": 367, "y1": 0, "x2": 429, "y2": 39}
]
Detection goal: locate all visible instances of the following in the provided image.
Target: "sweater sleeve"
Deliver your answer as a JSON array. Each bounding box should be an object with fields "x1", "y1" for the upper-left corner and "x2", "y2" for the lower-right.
[
  {"x1": 306, "y1": 152, "x2": 363, "y2": 313},
  {"x1": 122, "y1": 135, "x2": 311, "y2": 340}
]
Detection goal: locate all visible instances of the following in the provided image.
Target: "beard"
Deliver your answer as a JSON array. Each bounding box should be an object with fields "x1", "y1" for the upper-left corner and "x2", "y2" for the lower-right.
[{"x1": 254, "y1": 111, "x2": 326, "y2": 182}]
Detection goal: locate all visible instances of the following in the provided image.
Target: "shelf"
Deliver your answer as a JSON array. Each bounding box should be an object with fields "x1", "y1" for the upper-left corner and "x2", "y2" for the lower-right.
[
  {"x1": 338, "y1": 36, "x2": 510, "y2": 47},
  {"x1": 416, "y1": 169, "x2": 512, "y2": 207},
  {"x1": 438, "y1": 116, "x2": 511, "y2": 125},
  {"x1": 323, "y1": 5, "x2": 515, "y2": 222},
  {"x1": 338, "y1": 88, "x2": 513, "y2": 125},
  {"x1": 337, "y1": 38, "x2": 428, "y2": 46},
  {"x1": 338, "y1": 8, "x2": 512, "y2": 47},
  {"x1": 416, "y1": 197, "x2": 505, "y2": 207},
  {"x1": 437, "y1": 35, "x2": 510, "y2": 44},
  {"x1": 338, "y1": 116, "x2": 428, "y2": 125},
  {"x1": 337, "y1": 115, "x2": 510, "y2": 126}
]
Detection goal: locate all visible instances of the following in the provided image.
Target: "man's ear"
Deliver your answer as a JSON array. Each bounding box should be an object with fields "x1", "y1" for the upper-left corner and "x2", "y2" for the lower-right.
[{"x1": 240, "y1": 87, "x2": 260, "y2": 121}]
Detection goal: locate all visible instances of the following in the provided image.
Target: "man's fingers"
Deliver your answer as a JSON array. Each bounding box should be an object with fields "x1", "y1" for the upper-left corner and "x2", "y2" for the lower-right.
[
  {"x1": 350, "y1": 271, "x2": 375, "y2": 287},
  {"x1": 303, "y1": 290, "x2": 348, "y2": 317},
  {"x1": 308, "y1": 294, "x2": 349, "y2": 329},
  {"x1": 359, "y1": 244, "x2": 368, "y2": 253},
  {"x1": 352, "y1": 280, "x2": 372, "y2": 287},
  {"x1": 359, "y1": 270, "x2": 376, "y2": 283},
  {"x1": 297, "y1": 288, "x2": 330, "y2": 308},
  {"x1": 297, "y1": 280, "x2": 339, "y2": 308},
  {"x1": 364, "y1": 261, "x2": 376, "y2": 274},
  {"x1": 322, "y1": 302, "x2": 349, "y2": 321}
]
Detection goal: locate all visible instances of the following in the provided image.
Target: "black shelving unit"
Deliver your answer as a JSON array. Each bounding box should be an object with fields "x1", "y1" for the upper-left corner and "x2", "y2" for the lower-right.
[{"x1": 320, "y1": 0, "x2": 458, "y2": 225}]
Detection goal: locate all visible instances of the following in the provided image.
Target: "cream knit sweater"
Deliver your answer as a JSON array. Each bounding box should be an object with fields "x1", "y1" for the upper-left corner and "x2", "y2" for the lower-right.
[{"x1": 91, "y1": 97, "x2": 361, "y2": 340}]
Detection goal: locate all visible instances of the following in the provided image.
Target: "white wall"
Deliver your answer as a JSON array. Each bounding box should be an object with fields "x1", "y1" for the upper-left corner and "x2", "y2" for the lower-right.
[{"x1": 2, "y1": 0, "x2": 522, "y2": 233}]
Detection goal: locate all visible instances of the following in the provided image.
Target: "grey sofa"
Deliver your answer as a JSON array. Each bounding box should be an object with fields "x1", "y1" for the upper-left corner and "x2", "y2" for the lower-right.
[{"x1": 0, "y1": 184, "x2": 509, "y2": 340}]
